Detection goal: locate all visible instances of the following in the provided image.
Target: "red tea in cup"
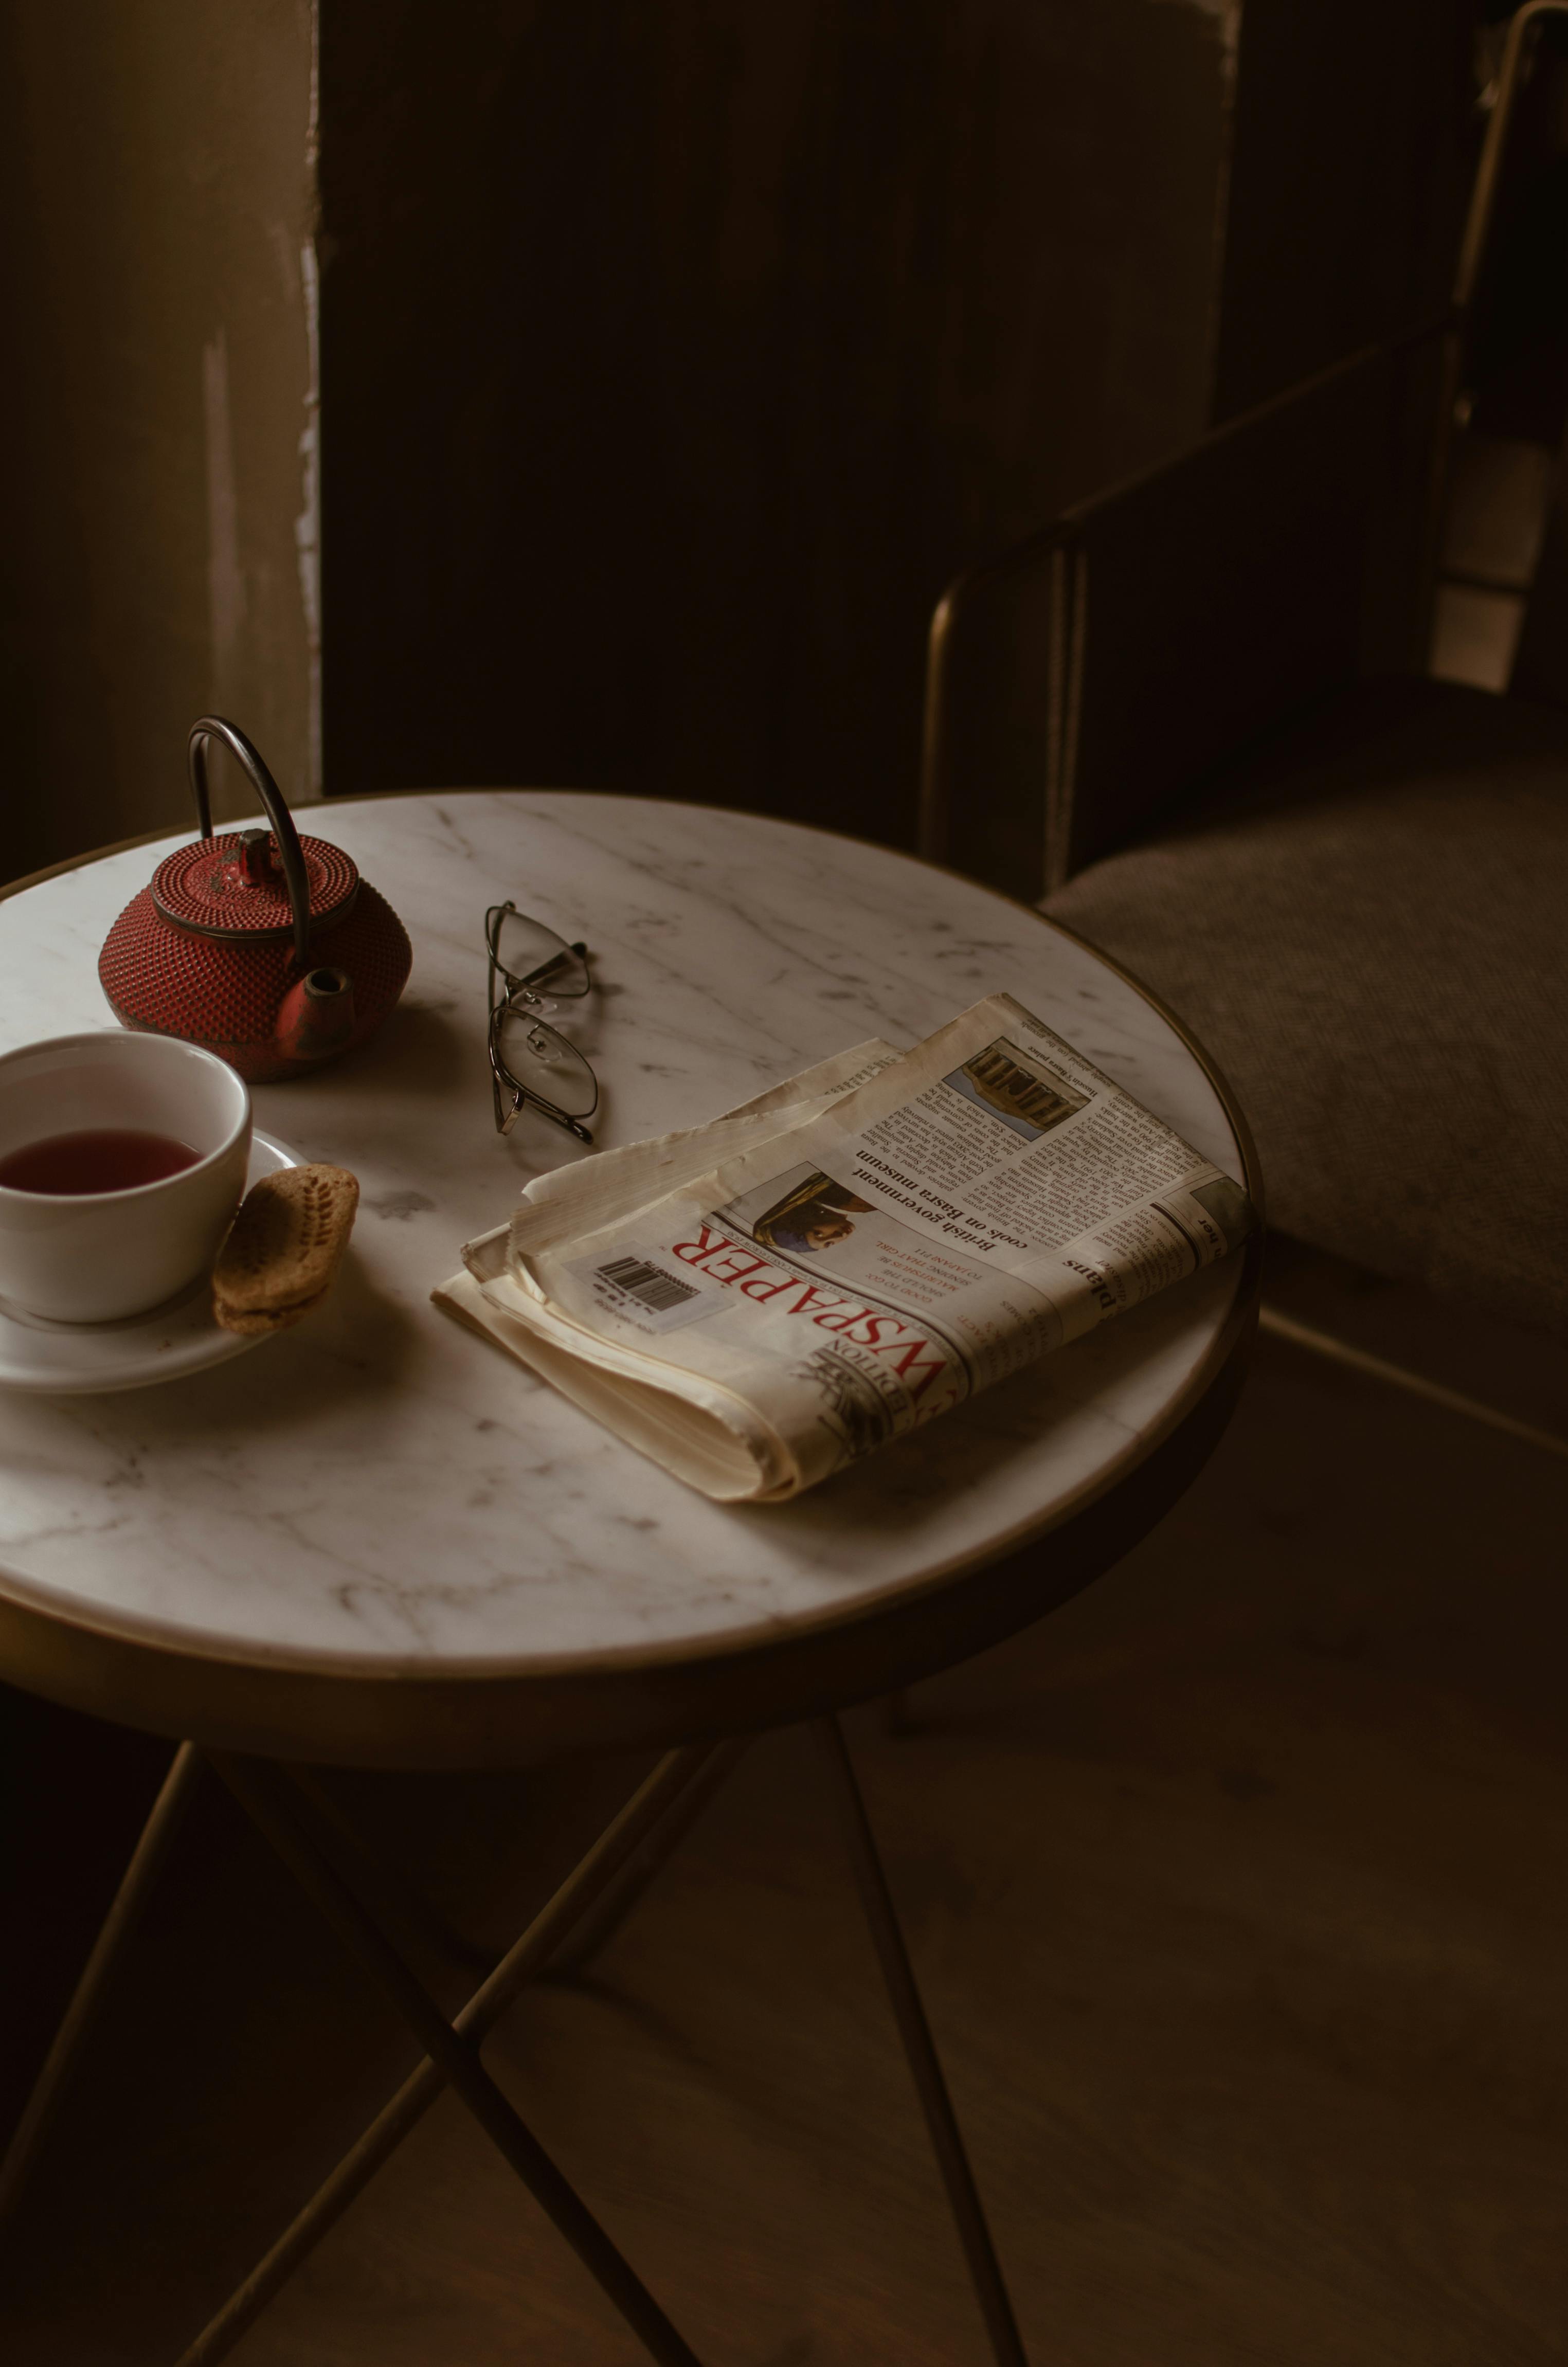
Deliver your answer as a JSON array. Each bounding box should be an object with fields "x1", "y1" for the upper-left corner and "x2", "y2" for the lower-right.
[{"x1": 0, "y1": 1128, "x2": 202, "y2": 1196}]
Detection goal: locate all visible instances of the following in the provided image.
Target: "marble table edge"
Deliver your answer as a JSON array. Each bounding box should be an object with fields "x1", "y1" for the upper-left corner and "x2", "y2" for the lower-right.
[{"x1": 0, "y1": 1245, "x2": 1253, "y2": 1688}]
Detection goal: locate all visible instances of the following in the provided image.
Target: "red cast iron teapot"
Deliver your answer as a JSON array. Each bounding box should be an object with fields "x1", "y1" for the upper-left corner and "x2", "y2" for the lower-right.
[{"x1": 100, "y1": 717, "x2": 412, "y2": 1082}]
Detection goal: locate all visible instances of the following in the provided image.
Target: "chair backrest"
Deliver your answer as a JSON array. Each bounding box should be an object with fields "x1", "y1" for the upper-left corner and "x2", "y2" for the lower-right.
[{"x1": 922, "y1": 333, "x2": 1446, "y2": 900}]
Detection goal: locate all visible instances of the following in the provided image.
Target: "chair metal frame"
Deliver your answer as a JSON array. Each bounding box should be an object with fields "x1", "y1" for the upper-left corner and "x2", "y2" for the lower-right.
[{"x1": 920, "y1": 1, "x2": 1568, "y2": 1465}]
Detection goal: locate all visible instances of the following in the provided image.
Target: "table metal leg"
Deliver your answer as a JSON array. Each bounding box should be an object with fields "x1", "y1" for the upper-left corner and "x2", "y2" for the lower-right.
[
  {"x1": 0, "y1": 1738, "x2": 202, "y2": 2222},
  {"x1": 187, "y1": 1747, "x2": 716, "y2": 2367},
  {"x1": 814, "y1": 1714, "x2": 1030, "y2": 2367},
  {"x1": 287, "y1": 1766, "x2": 498, "y2": 1976},
  {"x1": 542, "y1": 1736, "x2": 749, "y2": 1981},
  {"x1": 33, "y1": 1727, "x2": 1023, "y2": 2361}
]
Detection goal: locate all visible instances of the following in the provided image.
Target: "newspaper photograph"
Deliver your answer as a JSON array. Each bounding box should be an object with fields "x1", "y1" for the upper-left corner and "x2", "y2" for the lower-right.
[{"x1": 435, "y1": 993, "x2": 1255, "y2": 1503}]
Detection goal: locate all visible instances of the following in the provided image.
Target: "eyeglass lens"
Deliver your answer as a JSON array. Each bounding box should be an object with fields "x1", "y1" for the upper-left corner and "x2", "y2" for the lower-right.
[
  {"x1": 489, "y1": 906, "x2": 589, "y2": 997},
  {"x1": 493, "y1": 999, "x2": 597, "y2": 1118}
]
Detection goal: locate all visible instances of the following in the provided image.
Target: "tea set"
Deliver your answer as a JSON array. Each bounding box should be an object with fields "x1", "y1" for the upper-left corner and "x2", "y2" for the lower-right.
[{"x1": 0, "y1": 719, "x2": 411, "y2": 1393}]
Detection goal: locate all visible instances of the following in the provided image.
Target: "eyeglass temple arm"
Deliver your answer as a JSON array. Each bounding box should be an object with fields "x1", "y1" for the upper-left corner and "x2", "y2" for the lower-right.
[
  {"x1": 509, "y1": 1089, "x2": 593, "y2": 1146},
  {"x1": 490, "y1": 1032, "x2": 596, "y2": 1148}
]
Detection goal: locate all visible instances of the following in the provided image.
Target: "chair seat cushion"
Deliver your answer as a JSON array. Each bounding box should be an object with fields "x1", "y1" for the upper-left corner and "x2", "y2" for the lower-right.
[{"x1": 1043, "y1": 679, "x2": 1568, "y2": 1334}]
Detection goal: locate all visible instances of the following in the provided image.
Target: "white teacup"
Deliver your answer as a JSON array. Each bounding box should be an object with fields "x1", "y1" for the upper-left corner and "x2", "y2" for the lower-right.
[{"x1": 0, "y1": 1032, "x2": 251, "y2": 1323}]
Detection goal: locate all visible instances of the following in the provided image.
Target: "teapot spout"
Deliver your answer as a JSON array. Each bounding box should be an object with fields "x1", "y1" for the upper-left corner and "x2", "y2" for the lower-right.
[{"x1": 277, "y1": 966, "x2": 357, "y2": 1065}]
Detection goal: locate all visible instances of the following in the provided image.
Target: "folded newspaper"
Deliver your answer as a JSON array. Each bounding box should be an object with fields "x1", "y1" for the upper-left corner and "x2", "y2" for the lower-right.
[{"x1": 434, "y1": 994, "x2": 1254, "y2": 1503}]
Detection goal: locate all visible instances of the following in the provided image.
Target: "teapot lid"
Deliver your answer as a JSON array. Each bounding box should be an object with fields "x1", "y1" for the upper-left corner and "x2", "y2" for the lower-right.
[{"x1": 152, "y1": 830, "x2": 359, "y2": 945}]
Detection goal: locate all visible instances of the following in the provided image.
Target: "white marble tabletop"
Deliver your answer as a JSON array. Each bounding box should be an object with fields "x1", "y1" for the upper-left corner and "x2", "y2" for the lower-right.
[{"x1": 0, "y1": 792, "x2": 1249, "y2": 1683}]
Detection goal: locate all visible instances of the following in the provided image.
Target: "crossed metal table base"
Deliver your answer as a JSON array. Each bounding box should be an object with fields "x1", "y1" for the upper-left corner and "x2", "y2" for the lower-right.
[{"x1": 1, "y1": 1718, "x2": 1030, "y2": 2365}]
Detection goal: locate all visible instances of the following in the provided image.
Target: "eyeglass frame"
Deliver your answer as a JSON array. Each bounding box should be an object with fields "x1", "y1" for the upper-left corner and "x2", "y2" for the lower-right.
[{"x1": 485, "y1": 901, "x2": 597, "y2": 1144}]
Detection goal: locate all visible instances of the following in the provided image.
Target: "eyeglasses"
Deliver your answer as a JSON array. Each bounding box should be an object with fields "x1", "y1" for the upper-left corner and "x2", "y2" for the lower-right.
[{"x1": 485, "y1": 902, "x2": 598, "y2": 1143}]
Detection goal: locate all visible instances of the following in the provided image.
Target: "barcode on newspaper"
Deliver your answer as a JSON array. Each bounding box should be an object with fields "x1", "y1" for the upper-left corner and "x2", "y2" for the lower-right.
[{"x1": 596, "y1": 1256, "x2": 700, "y2": 1314}]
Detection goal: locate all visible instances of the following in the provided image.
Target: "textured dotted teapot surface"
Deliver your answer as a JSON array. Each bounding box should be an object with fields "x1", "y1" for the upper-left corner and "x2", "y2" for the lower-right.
[
  {"x1": 101, "y1": 835, "x2": 412, "y2": 1083},
  {"x1": 151, "y1": 832, "x2": 360, "y2": 937}
]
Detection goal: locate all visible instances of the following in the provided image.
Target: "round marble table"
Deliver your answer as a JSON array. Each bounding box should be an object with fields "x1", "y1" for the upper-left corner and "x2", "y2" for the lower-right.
[
  {"x1": 0, "y1": 791, "x2": 1260, "y2": 2367},
  {"x1": 0, "y1": 790, "x2": 1259, "y2": 1768}
]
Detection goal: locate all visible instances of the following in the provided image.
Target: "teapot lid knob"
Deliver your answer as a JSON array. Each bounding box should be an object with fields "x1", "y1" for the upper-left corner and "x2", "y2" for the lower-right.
[
  {"x1": 238, "y1": 828, "x2": 274, "y2": 887},
  {"x1": 149, "y1": 720, "x2": 359, "y2": 957},
  {"x1": 189, "y1": 718, "x2": 314, "y2": 970}
]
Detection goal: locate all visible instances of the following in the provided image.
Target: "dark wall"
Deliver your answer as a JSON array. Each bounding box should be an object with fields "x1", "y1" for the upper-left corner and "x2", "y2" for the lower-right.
[
  {"x1": 1466, "y1": 12, "x2": 1568, "y2": 446},
  {"x1": 1213, "y1": 0, "x2": 1477, "y2": 420},
  {"x1": 0, "y1": 1, "x2": 1479, "y2": 880},
  {"x1": 0, "y1": 0, "x2": 316, "y2": 886},
  {"x1": 319, "y1": 0, "x2": 1235, "y2": 846}
]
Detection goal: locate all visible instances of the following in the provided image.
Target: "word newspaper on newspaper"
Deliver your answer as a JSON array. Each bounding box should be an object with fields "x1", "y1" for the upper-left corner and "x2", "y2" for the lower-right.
[{"x1": 435, "y1": 993, "x2": 1255, "y2": 1502}]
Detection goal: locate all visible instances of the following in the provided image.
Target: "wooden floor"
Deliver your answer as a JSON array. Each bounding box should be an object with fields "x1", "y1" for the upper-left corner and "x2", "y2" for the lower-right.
[{"x1": 4, "y1": 1253, "x2": 1567, "y2": 2364}]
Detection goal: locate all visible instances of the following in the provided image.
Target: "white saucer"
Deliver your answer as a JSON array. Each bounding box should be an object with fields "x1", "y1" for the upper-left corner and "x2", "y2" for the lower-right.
[{"x1": 0, "y1": 1129, "x2": 303, "y2": 1395}]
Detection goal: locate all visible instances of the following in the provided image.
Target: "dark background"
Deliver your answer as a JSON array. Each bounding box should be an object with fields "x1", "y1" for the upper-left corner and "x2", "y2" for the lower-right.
[
  {"x1": 317, "y1": 0, "x2": 1474, "y2": 845},
  {"x1": 0, "y1": 0, "x2": 1476, "y2": 879},
  {"x1": 316, "y1": 0, "x2": 1233, "y2": 841}
]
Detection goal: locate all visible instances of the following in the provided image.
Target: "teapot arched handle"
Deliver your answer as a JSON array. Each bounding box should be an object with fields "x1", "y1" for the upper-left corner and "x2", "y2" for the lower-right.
[{"x1": 188, "y1": 717, "x2": 313, "y2": 971}]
